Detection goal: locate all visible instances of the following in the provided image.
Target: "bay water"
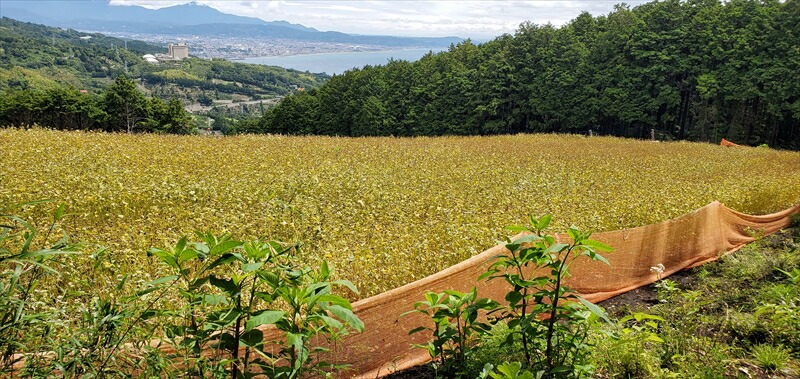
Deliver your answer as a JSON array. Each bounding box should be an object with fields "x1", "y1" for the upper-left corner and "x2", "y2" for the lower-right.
[{"x1": 235, "y1": 48, "x2": 445, "y2": 75}]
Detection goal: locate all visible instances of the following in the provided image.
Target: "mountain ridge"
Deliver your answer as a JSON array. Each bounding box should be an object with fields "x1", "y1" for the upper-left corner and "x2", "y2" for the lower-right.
[{"x1": 0, "y1": 0, "x2": 460, "y2": 47}]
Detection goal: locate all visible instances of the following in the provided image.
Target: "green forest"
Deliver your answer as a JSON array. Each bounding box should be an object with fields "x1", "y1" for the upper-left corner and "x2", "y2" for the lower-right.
[
  {"x1": 254, "y1": 0, "x2": 800, "y2": 149},
  {"x1": 0, "y1": 17, "x2": 329, "y2": 131},
  {"x1": 0, "y1": 75, "x2": 195, "y2": 134}
]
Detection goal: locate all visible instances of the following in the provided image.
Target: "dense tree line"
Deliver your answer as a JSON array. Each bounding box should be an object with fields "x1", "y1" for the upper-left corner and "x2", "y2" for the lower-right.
[
  {"x1": 0, "y1": 76, "x2": 195, "y2": 134},
  {"x1": 256, "y1": 0, "x2": 800, "y2": 149}
]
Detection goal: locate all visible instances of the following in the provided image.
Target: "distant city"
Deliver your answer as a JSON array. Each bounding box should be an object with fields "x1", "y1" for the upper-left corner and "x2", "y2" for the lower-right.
[{"x1": 100, "y1": 32, "x2": 412, "y2": 60}]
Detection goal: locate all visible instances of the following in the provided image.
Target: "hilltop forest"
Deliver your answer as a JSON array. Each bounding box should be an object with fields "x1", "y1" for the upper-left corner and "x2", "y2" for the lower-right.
[
  {"x1": 254, "y1": 0, "x2": 800, "y2": 149},
  {"x1": 0, "y1": 17, "x2": 328, "y2": 132}
]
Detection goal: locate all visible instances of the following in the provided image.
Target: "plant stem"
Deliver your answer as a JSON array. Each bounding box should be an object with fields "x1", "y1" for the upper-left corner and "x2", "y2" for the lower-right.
[
  {"x1": 514, "y1": 251, "x2": 532, "y2": 366},
  {"x1": 545, "y1": 247, "x2": 571, "y2": 373},
  {"x1": 243, "y1": 276, "x2": 257, "y2": 373},
  {"x1": 232, "y1": 285, "x2": 243, "y2": 379}
]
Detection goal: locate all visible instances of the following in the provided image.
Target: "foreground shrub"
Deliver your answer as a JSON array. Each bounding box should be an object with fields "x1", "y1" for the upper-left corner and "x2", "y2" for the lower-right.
[
  {"x1": 1, "y1": 202, "x2": 362, "y2": 378},
  {"x1": 406, "y1": 288, "x2": 497, "y2": 377},
  {"x1": 141, "y1": 233, "x2": 364, "y2": 378},
  {"x1": 480, "y1": 215, "x2": 613, "y2": 378},
  {"x1": 410, "y1": 216, "x2": 613, "y2": 379},
  {"x1": 0, "y1": 202, "x2": 80, "y2": 374}
]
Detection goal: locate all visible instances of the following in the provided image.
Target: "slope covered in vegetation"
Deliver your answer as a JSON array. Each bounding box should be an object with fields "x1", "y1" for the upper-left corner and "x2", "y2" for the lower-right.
[{"x1": 0, "y1": 17, "x2": 327, "y2": 106}]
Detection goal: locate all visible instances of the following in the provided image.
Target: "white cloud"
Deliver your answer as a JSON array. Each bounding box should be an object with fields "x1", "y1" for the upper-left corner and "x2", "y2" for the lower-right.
[{"x1": 109, "y1": 0, "x2": 650, "y2": 39}]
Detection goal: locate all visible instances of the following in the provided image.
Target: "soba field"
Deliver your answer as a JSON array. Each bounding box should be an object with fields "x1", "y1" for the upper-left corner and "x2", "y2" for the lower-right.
[{"x1": 1, "y1": 128, "x2": 799, "y2": 298}]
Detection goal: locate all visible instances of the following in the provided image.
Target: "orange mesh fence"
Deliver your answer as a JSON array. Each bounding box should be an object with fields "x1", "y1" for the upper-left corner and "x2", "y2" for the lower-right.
[
  {"x1": 720, "y1": 138, "x2": 741, "y2": 147},
  {"x1": 301, "y1": 201, "x2": 798, "y2": 378}
]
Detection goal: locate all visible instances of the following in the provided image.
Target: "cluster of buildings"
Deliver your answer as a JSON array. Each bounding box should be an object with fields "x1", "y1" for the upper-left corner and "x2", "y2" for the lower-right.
[{"x1": 143, "y1": 43, "x2": 189, "y2": 63}]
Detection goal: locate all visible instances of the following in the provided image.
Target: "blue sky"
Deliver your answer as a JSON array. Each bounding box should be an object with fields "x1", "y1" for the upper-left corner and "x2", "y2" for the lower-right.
[{"x1": 109, "y1": 1, "x2": 650, "y2": 39}]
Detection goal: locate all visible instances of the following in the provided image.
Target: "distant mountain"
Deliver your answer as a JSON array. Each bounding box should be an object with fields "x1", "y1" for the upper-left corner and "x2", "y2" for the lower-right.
[
  {"x1": 0, "y1": 1, "x2": 313, "y2": 31},
  {"x1": 146, "y1": 23, "x2": 462, "y2": 48},
  {"x1": 0, "y1": 0, "x2": 460, "y2": 48}
]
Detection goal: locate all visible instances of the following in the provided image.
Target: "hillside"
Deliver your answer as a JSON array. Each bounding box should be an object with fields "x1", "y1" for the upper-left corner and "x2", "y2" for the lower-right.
[{"x1": 0, "y1": 18, "x2": 328, "y2": 104}]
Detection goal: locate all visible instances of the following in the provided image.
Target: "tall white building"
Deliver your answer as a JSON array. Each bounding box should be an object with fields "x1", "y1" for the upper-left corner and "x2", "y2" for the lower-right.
[{"x1": 168, "y1": 43, "x2": 189, "y2": 60}]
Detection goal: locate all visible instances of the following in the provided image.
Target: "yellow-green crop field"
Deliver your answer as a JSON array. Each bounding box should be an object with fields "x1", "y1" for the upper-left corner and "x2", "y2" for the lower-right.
[{"x1": 1, "y1": 128, "x2": 799, "y2": 298}]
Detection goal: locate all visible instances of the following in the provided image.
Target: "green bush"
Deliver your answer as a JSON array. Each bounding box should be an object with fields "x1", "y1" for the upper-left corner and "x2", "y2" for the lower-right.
[
  {"x1": 142, "y1": 233, "x2": 364, "y2": 378},
  {"x1": 410, "y1": 216, "x2": 613, "y2": 379},
  {"x1": 751, "y1": 344, "x2": 790, "y2": 372},
  {"x1": 405, "y1": 287, "x2": 497, "y2": 378},
  {"x1": 0, "y1": 202, "x2": 81, "y2": 374},
  {"x1": 0, "y1": 203, "x2": 362, "y2": 378},
  {"x1": 592, "y1": 312, "x2": 664, "y2": 379}
]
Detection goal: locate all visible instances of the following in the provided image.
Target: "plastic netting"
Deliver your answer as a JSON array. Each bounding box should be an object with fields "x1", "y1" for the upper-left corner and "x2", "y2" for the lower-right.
[{"x1": 294, "y1": 201, "x2": 799, "y2": 378}]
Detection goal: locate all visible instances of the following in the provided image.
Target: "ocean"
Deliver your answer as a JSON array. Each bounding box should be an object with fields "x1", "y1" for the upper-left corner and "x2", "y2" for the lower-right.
[{"x1": 234, "y1": 48, "x2": 445, "y2": 75}]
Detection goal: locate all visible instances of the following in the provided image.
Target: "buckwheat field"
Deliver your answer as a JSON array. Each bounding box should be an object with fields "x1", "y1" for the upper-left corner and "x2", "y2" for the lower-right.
[{"x1": 2, "y1": 128, "x2": 798, "y2": 298}]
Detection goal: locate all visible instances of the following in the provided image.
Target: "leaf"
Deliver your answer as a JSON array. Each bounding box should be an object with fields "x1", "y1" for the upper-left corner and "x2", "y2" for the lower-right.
[
  {"x1": 408, "y1": 326, "x2": 428, "y2": 335},
  {"x1": 245, "y1": 310, "x2": 285, "y2": 331},
  {"x1": 209, "y1": 240, "x2": 243, "y2": 256},
  {"x1": 587, "y1": 251, "x2": 610, "y2": 265},
  {"x1": 512, "y1": 234, "x2": 538, "y2": 244},
  {"x1": 331, "y1": 279, "x2": 359, "y2": 295},
  {"x1": 545, "y1": 243, "x2": 569, "y2": 255},
  {"x1": 202, "y1": 294, "x2": 229, "y2": 305},
  {"x1": 175, "y1": 236, "x2": 187, "y2": 254},
  {"x1": 317, "y1": 294, "x2": 352, "y2": 309},
  {"x1": 177, "y1": 248, "x2": 199, "y2": 264},
  {"x1": 147, "y1": 275, "x2": 179, "y2": 287},
  {"x1": 577, "y1": 296, "x2": 611, "y2": 324},
  {"x1": 207, "y1": 253, "x2": 238, "y2": 270},
  {"x1": 328, "y1": 304, "x2": 364, "y2": 332},
  {"x1": 209, "y1": 276, "x2": 238, "y2": 296},
  {"x1": 241, "y1": 261, "x2": 263, "y2": 273},
  {"x1": 645, "y1": 334, "x2": 664, "y2": 343},
  {"x1": 494, "y1": 362, "x2": 533, "y2": 379},
  {"x1": 551, "y1": 365, "x2": 571, "y2": 373},
  {"x1": 320, "y1": 260, "x2": 330, "y2": 278},
  {"x1": 582, "y1": 238, "x2": 614, "y2": 252},
  {"x1": 317, "y1": 314, "x2": 343, "y2": 330},
  {"x1": 53, "y1": 203, "x2": 66, "y2": 222},
  {"x1": 537, "y1": 214, "x2": 552, "y2": 230},
  {"x1": 239, "y1": 329, "x2": 264, "y2": 347},
  {"x1": 505, "y1": 291, "x2": 523, "y2": 306},
  {"x1": 148, "y1": 248, "x2": 178, "y2": 269}
]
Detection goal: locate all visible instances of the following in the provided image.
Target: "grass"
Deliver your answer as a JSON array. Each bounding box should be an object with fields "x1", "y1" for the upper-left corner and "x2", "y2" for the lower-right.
[
  {"x1": 591, "y1": 227, "x2": 800, "y2": 378},
  {"x1": 1, "y1": 128, "x2": 799, "y2": 299},
  {"x1": 752, "y1": 344, "x2": 791, "y2": 372}
]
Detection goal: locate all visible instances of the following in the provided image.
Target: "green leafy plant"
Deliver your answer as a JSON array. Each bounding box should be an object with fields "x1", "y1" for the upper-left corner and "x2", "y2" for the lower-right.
[
  {"x1": 751, "y1": 344, "x2": 790, "y2": 372},
  {"x1": 142, "y1": 232, "x2": 363, "y2": 379},
  {"x1": 654, "y1": 279, "x2": 680, "y2": 303},
  {"x1": 777, "y1": 267, "x2": 800, "y2": 285},
  {"x1": 594, "y1": 311, "x2": 666, "y2": 377},
  {"x1": 618, "y1": 312, "x2": 665, "y2": 344},
  {"x1": 0, "y1": 201, "x2": 79, "y2": 374},
  {"x1": 478, "y1": 362, "x2": 535, "y2": 379},
  {"x1": 405, "y1": 287, "x2": 497, "y2": 377},
  {"x1": 479, "y1": 215, "x2": 613, "y2": 378},
  {"x1": 755, "y1": 301, "x2": 800, "y2": 352}
]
